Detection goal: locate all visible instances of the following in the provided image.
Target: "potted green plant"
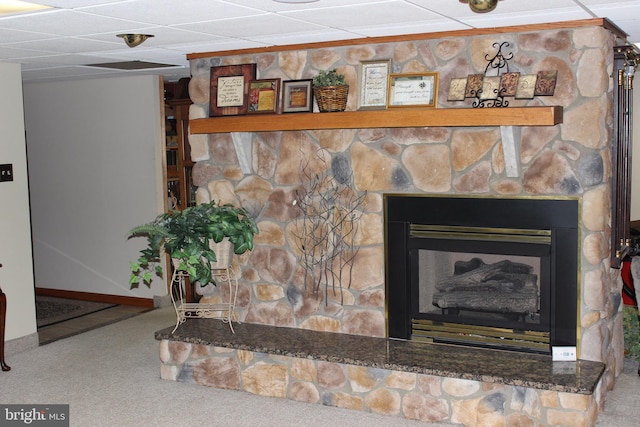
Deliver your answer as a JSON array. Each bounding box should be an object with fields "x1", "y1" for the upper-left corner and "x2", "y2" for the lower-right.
[
  {"x1": 312, "y1": 69, "x2": 349, "y2": 112},
  {"x1": 127, "y1": 201, "x2": 258, "y2": 288},
  {"x1": 623, "y1": 305, "x2": 640, "y2": 375}
]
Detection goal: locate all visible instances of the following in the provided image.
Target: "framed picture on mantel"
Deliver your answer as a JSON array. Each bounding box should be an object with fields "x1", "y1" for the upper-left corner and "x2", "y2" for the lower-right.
[
  {"x1": 388, "y1": 72, "x2": 438, "y2": 108},
  {"x1": 358, "y1": 59, "x2": 391, "y2": 110},
  {"x1": 248, "y1": 78, "x2": 281, "y2": 114},
  {"x1": 209, "y1": 63, "x2": 257, "y2": 117},
  {"x1": 282, "y1": 79, "x2": 313, "y2": 113}
]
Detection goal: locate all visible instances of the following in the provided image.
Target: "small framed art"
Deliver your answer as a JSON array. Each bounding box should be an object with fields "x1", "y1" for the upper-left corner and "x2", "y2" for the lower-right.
[
  {"x1": 209, "y1": 63, "x2": 257, "y2": 117},
  {"x1": 515, "y1": 74, "x2": 537, "y2": 99},
  {"x1": 248, "y1": 79, "x2": 281, "y2": 114},
  {"x1": 465, "y1": 74, "x2": 484, "y2": 98},
  {"x1": 358, "y1": 59, "x2": 391, "y2": 110},
  {"x1": 388, "y1": 73, "x2": 438, "y2": 108},
  {"x1": 479, "y1": 76, "x2": 501, "y2": 101},
  {"x1": 534, "y1": 70, "x2": 558, "y2": 96},
  {"x1": 499, "y1": 72, "x2": 520, "y2": 97},
  {"x1": 448, "y1": 77, "x2": 467, "y2": 101},
  {"x1": 282, "y1": 79, "x2": 313, "y2": 113}
]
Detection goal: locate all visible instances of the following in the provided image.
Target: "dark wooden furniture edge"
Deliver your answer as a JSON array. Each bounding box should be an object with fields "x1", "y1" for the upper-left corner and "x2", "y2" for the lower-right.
[{"x1": 1, "y1": 264, "x2": 10, "y2": 371}]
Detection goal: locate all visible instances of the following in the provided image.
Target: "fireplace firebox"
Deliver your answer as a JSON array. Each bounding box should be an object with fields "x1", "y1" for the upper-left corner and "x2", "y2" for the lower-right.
[{"x1": 385, "y1": 195, "x2": 579, "y2": 354}]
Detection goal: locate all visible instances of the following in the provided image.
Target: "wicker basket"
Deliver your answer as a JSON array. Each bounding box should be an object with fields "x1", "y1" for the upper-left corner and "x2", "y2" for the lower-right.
[
  {"x1": 171, "y1": 238, "x2": 234, "y2": 271},
  {"x1": 313, "y1": 85, "x2": 349, "y2": 112},
  {"x1": 209, "y1": 238, "x2": 233, "y2": 269}
]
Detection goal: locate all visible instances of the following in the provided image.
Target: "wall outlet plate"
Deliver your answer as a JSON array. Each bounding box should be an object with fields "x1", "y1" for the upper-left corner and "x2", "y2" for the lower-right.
[
  {"x1": 552, "y1": 346, "x2": 577, "y2": 361},
  {"x1": 0, "y1": 163, "x2": 13, "y2": 182}
]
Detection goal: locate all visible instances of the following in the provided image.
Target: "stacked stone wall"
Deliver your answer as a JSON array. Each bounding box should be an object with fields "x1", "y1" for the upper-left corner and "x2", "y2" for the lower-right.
[{"x1": 186, "y1": 23, "x2": 624, "y2": 384}]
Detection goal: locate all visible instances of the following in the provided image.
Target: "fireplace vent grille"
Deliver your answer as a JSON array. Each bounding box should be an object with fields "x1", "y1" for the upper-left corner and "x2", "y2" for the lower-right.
[
  {"x1": 412, "y1": 319, "x2": 550, "y2": 352},
  {"x1": 409, "y1": 224, "x2": 552, "y2": 245}
]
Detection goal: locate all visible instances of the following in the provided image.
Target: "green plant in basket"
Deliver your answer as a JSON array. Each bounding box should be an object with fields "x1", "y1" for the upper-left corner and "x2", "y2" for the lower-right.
[
  {"x1": 312, "y1": 69, "x2": 349, "y2": 112},
  {"x1": 312, "y1": 69, "x2": 347, "y2": 87},
  {"x1": 127, "y1": 201, "x2": 258, "y2": 288}
]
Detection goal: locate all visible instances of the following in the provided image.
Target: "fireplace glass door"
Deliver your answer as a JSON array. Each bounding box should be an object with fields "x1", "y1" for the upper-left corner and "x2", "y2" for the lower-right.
[{"x1": 409, "y1": 225, "x2": 552, "y2": 351}]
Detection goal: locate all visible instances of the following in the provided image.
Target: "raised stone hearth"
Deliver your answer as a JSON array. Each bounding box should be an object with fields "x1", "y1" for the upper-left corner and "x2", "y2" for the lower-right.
[{"x1": 157, "y1": 319, "x2": 606, "y2": 426}]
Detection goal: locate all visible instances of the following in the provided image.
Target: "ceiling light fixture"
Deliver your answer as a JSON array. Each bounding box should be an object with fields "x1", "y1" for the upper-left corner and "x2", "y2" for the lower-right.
[
  {"x1": 0, "y1": 0, "x2": 51, "y2": 16},
  {"x1": 117, "y1": 33, "x2": 154, "y2": 48},
  {"x1": 459, "y1": 0, "x2": 499, "y2": 14}
]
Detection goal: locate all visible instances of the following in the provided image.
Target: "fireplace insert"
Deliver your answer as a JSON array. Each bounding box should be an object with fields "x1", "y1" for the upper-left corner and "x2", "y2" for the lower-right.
[{"x1": 385, "y1": 195, "x2": 579, "y2": 354}]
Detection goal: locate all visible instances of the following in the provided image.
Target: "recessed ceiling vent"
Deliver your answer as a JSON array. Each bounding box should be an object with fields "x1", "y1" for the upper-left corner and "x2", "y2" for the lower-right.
[{"x1": 87, "y1": 61, "x2": 178, "y2": 71}]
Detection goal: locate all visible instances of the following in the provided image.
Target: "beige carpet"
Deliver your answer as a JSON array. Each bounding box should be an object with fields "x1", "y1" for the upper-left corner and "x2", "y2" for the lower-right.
[{"x1": 1, "y1": 307, "x2": 638, "y2": 426}]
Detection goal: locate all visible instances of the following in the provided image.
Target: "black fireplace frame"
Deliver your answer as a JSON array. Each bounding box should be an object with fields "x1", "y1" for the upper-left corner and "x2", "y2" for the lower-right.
[{"x1": 385, "y1": 194, "x2": 580, "y2": 353}]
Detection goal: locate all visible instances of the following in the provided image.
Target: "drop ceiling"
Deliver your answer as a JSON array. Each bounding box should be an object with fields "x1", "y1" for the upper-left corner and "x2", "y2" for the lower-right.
[{"x1": 0, "y1": 0, "x2": 639, "y2": 83}]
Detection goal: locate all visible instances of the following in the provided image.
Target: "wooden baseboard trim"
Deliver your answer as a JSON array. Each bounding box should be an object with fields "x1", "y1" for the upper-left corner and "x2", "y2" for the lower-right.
[{"x1": 35, "y1": 288, "x2": 154, "y2": 308}]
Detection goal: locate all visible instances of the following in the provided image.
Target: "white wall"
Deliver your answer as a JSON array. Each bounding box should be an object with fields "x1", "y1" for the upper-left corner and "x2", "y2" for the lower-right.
[
  {"x1": 23, "y1": 76, "x2": 166, "y2": 299},
  {"x1": 0, "y1": 62, "x2": 37, "y2": 342}
]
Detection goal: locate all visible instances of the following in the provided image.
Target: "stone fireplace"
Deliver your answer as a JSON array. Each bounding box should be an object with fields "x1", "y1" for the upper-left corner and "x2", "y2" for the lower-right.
[
  {"x1": 385, "y1": 194, "x2": 579, "y2": 354},
  {"x1": 157, "y1": 18, "x2": 634, "y2": 426}
]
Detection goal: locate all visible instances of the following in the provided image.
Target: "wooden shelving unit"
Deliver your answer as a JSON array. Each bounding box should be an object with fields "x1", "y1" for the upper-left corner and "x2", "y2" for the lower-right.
[{"x1": 190, "y1": 106, "x2": 562, "y2": 134}]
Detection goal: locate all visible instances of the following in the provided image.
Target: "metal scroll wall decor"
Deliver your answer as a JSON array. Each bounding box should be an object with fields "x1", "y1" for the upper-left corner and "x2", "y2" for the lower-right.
[
  {"x1": 447, "y1": 41, "x2": 558, "y2": 108},
  {"x1": 473, "y1": 41, "x2": 513, "y2": 107}
]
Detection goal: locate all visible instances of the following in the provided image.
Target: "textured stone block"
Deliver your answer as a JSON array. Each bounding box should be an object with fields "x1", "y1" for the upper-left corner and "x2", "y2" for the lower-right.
[
  {"x1": 402, "y1": 392, "x2": 449, "y2": 423},
  {"x1": 160, "y1": 363, "x2": 180, "y2": 381},
  {"x1": 365, "y1": 388, "x2": 401, "y2": 415},
  {"x1": 385, "y1": 371, "x2": 416, "y2": 390},
  {"x1": 242, "y1": 362, "x2": 288, "y2": 398},
  {"x1": 290, "y1": 381, "x2": 320, "y2": 403},
  {"x1": 443, "y1": 378, "x2": 481, "y2": 397},
  {"x1": 291, "y1": 358, "x2": 316, "y2": 382}
]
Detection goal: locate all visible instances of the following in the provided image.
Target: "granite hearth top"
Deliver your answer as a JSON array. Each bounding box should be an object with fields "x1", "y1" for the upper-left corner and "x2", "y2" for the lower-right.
[{"x1": 155, "y1": 319, "x2": 605, "y2": 395}]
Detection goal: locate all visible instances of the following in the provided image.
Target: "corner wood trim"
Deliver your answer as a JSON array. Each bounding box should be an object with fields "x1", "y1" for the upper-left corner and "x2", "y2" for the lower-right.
[{"x1": 35, "y1": 288, "x2": 154, "y2": 308}]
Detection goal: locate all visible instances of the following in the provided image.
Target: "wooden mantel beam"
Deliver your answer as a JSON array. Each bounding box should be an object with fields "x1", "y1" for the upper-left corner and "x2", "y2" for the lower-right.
[{"x1": 190, "y1": 106, "x2": 562, "y2": 134}]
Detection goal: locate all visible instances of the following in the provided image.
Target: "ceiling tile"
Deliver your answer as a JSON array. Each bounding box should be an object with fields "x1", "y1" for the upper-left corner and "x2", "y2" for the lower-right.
[
  {"x1": 5, "y1": 37, "x2": 123, "y2": 54},
  {"x1": 252, "y1": 28, "x2": 362, "y2": 45},
  {"x1": 0, "y1": 9, "x2": 149, "y2": 36},
  {"x1": 222, "y1": 0, "x2": 391, "y2": 12},
  {"x1": 281, "y1": 1, "x2": 442, "y2": 28},
  {"x1": 173, "y1": 13, "x2": 327, "y2": 38},
  {"x1": 78, "y1": 0, "x2": 268, "y2": 26},
  {"x1": 353, "y1": 19, "x2": 470, "y2": 38},
  {"x1": 0, "y1": 27, "x2": 57, "y2": 44}
]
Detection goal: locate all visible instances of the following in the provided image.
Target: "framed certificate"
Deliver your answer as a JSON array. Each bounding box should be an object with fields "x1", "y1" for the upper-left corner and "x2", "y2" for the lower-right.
[
  {"x1": 388, "y1": 73, "x2": 438, "y2": 108},
  {"x1": 209, "y1": 63, "x2": 257, "y2": 117},
  {"x1": 358, "y1": 59, "x2": 391, "y2": 110}
]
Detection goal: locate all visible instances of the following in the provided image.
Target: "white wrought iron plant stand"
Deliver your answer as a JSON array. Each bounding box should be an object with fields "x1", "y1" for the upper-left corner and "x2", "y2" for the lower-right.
[{"x1": 170, "y1": 265, "x2": 239, "y2": 334}]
